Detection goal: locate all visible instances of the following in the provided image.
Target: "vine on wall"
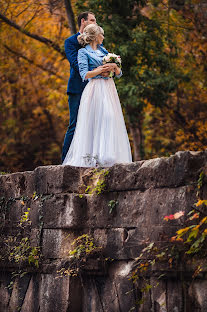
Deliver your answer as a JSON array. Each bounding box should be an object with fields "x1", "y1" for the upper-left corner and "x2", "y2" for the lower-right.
[
  {"x1": 0, "y1": 192, "x2": 53, "y2": 292},
  {"x1": 130, "y1": 170, "x2": 207, "y2": 306}
]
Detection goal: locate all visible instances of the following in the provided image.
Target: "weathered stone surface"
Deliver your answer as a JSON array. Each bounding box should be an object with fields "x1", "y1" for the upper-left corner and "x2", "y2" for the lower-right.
[
  {"x1": 82, "y1": 261, "x2": 136, "y2": 312},
  {"x1": 0, "y1": 273, "x2": 11, "y2": 311},
  {"x1": 166, "y1": 278, "x2": 183, "y2": 312},
  {"x1": 21, "y1": 276, "x2": 38, "y2": 312},
  {"x1": 1, "y1": 151, "x2": 207, "y2": 312},
  {"x1": 0, "y1": 171, "x2": 34, "y2": 199},
  {"x1": 106, "y1": 151, "x2": 207, "y2": 191},
  {"x1": 34, "y1": 165, "x2": 86, "y2": 195},
  {"x1": 1, "y1": 150, "x2": 206, "y2": 198},
  {"x1": 42, "y1": 229, "x2": 76, "y2": 259},
  {"x1": 39, "y1": 274, "x2": 70, "y2": 312},
  {"x1": 93, "y1": 225, "x2": 181, "y2": 260},
  {"x1": 0, "y1": 198, "x2": 26, "y2": 228},
  {"x1": 189, "y1": 281, "x2": 207, "y2": 312},
  {"x1": 0, "y1": 165, "x2": 88, "y2": 198},
  {"x1": 7, "y1": 273, "x2": 31, "y2": 312},
  {"x1": 86, "y1": 185, "x2": 196, "y2": 228},
  {"x1": 42, "y1": 193, "x2": 87, "y2": 229}
]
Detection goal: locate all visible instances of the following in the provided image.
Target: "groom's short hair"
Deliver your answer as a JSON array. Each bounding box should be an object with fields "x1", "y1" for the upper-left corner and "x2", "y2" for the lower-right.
[{"x1": 77, "y1": 11, "x2": 95, "y2": 28}]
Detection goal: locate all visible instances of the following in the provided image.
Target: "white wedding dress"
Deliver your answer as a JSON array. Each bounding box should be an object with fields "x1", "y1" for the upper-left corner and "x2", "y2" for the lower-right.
[{"x1": 63, "y1": 48, "x2": 132, "y2": 167}]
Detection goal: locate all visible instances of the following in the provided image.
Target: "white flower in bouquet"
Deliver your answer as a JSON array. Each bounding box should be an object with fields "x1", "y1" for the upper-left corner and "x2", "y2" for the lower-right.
[{"x1": 103, "y1": 53, "x2": 122, "y2": 78}]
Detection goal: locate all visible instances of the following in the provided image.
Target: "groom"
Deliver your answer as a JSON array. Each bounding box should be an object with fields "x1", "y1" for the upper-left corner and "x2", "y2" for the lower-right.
[{"x1": 61, "y1": 11, "x2": 112, "y2": 162}]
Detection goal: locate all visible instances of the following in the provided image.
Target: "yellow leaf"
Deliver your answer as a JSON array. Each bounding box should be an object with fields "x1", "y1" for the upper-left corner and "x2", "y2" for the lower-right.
[
  {"x1": 176, "y1": 227, "x2": 190, "y2": 235},
  {"x1": 195, "y1": 200, "x2": 207, "y2": 207},
  {"x1": 200, "y1": 217, "x2": 207, "y2": 225}
]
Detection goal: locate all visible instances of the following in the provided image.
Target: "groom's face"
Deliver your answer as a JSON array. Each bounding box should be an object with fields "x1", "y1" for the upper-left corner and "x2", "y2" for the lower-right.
[{"x1": 83, "y1": 14, "x2": 96, "y2": 29}]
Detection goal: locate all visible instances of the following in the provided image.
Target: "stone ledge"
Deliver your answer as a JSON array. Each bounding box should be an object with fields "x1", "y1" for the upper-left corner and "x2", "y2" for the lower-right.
[
  {"x1": 106, "y1": 150, "x2": 207, "y2": 191},
  {"x1": 1, "y1": 151, "x2": 206, "y2": 200}
]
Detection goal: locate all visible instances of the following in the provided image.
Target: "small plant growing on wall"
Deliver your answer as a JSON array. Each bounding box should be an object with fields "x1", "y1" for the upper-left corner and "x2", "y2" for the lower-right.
[
  {"x1": 83, "y1": 168, "x2": 109, "y2": 195},
  {"x1": 57, "y1": 234, "x2": 103, "y2": 277},
  {"x1": 0, "y1": 193, "x2": 53, "y2": 291}
]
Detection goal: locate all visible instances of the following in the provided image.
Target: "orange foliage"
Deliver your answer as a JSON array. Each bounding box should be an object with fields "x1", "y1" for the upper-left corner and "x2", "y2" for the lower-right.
[
  {"x1": 0, "y1": 0, "x2": 206, "y2": 171},
  {"x1": 0, "y1": 0, "x2": 71, "y2": 171}
]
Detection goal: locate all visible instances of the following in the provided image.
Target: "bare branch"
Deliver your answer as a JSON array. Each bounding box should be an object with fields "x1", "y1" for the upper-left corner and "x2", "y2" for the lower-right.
[
  {"x1": 4, "y1": 44, "x2": 65, "y2": 80},
  {"x1": 159, "y1": 21, "x2": 194, "y2": 31},
  {"x1": 64, "y1": 0, "x2": 77, "y2": 34},
  {"x1": 23, "y1": 8, "x2": 43, "y2": 28},
  {"x1": 15, "y1": 3, "x2": 32, "y2": 18},
  {"x1": 0, "y1": 13, "x2": 66, "y2": 57}
]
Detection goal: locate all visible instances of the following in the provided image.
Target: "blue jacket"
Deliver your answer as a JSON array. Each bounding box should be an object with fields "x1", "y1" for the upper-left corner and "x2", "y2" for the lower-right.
[
  {"x1": 65, "y1": 32, "x2": 88, "y2": 94},
  {"x1": 78, "y1": 44, "x2": 122, "y2": 82}
]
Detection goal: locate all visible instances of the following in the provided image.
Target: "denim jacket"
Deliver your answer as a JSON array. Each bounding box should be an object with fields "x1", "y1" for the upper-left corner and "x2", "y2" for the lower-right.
[{"x1": 77, "y1": 44, "x2": 122, "y2": 82}]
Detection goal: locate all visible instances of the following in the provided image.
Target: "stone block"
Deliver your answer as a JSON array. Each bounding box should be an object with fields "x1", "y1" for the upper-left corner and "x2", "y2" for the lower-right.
[
  {"x1": 107, "y1": 261, "x2": 136, "y2": 312},
  {"x1": 0, "y1": 273, "x2": 11, "y2": 311},
  {"x1": 166, "y1": 278, "x2": 183, "y2": 312},
  {"x1": 189, "y1": 280, "x2": 207, "y2": 312},
  {"x1": 150, "y1": 277, "x2": 167, "y2": 312},
  {"x1": 106, "y1": 151, "x2": 207, "y2": 191},
  {"x1": 0, "y1": 171, "x2": 34, "y2": 199},
  {"x1": 82, "y1": 261, "x2": 136, "y2": 312},
  {"x1": 39, "y1": 274, "x2": 70, "y2": 312},
  {"x1": 82, "y1": 275, "x2": 106, "y2": 312},
  {"x1": 21, "y1": 275, "x2": 39, "y2": 312},
  {"x1": 34, "y1": 165, "x2": 86, "y2": 195},
  {"x1": 42, "y1": 229, "x2": 76, "y2": 259},
  {"x1": 86, "y1": 185, "x2": 196, "y2": 228},
  {"x1": 42, "y1": 193, "x2": 87, "y2": 229},
  {"x1": 93, "y1": 228, "x2": 144, "y2": 259},
  {"x1": 0, "y1": 165, "x2": 89, "y2": 199},
  {"x1": 0, "y1": 198, "x2": 25, "y2": 229},
  {"x1": 93, "y1": 225, "x2": 180, "y2": 260},
  {"x1": 7, "y1": 273, "x2": 31, "y2": 312}
]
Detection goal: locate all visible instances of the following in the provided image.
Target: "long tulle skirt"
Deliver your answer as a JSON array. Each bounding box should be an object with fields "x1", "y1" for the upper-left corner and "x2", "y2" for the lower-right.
[{"x1": 63, "y1": 78, "x2": 132, "y2": 167}]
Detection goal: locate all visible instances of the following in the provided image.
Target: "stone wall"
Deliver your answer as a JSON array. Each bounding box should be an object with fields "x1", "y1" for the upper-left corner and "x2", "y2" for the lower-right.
[{"x1": 0, "y1": 151, "x2": 207, "y2": 312}]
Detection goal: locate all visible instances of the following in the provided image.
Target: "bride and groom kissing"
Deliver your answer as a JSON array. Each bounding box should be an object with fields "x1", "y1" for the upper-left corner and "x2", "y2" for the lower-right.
[{"x1": 61, "y1": 11, "x2": 132, "y2": 167}]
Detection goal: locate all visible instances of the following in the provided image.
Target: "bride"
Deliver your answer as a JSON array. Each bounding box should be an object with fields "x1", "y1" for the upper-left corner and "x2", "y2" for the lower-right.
[{"x1": 63, "y1": 24, "x2": 132, "y2": 167}]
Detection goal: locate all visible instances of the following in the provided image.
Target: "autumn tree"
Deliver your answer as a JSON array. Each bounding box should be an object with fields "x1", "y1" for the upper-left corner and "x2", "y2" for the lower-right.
[{"x1": 0, "y1": 0, "x2": 71, "y2": 172}]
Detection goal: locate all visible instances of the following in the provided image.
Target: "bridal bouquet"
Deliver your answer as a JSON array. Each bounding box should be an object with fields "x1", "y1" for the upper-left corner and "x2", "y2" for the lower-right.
[{"x1": 103, "y1": 53, "x2": 122, "y2": 78}]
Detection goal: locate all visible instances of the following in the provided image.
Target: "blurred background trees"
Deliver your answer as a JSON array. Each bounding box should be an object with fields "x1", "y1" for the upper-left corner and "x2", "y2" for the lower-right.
[{"x1": 0, "y1": 0, "x2": 206, "y2": 172}]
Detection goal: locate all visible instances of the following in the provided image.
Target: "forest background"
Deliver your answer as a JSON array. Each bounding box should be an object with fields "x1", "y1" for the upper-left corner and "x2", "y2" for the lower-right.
[{"x1": 0, "y1": 0, "x2": 207, "y2": 173}]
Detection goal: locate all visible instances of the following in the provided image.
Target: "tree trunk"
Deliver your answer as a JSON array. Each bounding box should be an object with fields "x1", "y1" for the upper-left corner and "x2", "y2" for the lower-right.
[
  {"x1": 129, "y1": 124, "x2": 143, "y2": 161},
  {"x1": 64, "y1": 0, "x2": 77, "y2": 35}
]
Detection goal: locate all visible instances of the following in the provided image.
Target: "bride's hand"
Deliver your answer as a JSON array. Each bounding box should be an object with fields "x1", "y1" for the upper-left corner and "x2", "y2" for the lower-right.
[
  {"x1": 95, "y1": 65, "x2": 110, "y2": 74},
  {"x1": 102, "y1": 63, "x2": 117, "y2": 71},
  {"x1": 101, "y1": 71, "x2": 110, "y2": 77}
]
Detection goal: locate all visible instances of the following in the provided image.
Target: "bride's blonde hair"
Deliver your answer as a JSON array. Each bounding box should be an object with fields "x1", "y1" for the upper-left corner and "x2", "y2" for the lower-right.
[{"x1": 78, "y1": 24, "x2": 104, "y2": 47}]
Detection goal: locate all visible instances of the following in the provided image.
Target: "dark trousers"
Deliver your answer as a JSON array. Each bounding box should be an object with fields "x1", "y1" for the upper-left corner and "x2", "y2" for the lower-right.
[{"x1": 61, "y1": 92, "x2": 82, "y2": 163}]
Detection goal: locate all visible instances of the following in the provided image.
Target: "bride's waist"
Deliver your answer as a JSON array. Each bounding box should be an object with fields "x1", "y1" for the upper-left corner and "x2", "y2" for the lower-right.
[{"x1": 89, "y1": 75, "x2": 111, "y2": 81}]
